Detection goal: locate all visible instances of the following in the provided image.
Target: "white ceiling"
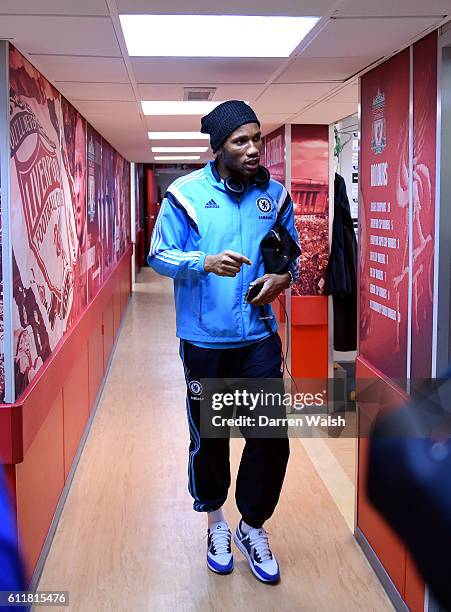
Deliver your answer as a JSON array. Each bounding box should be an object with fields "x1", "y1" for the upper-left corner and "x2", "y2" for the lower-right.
[{"x1": 0, "y1": 0, "x2": 448, "y2": 163}]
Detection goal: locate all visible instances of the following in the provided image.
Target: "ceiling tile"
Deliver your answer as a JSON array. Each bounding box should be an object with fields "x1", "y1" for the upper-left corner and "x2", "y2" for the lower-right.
[
  {"x1": 71, "y1": 100, "x2": 138, "y2": 116},
  {"x1": 338, "y1": 0, "x2": 450, "y2": 17},
  {"x1": 132, "y1": 57, "x2": 283, "y2": 84},
  {"x1": 0, "y1": 0, "x2": 109, "y2": 15},
  {"x1": 332, "y1": 83, "x2": 359, "y2": 104},
  {"x1": 28, "y1": 56, "x2": 128, "y2": 83},
  {"x1": 84, "y1": 115, "x2": 145, "y2": 156},
  {"x1": 100, "y1": 135, "x2": 146, "y2": 150},
  {"x1": 255, "y1": 83, "x2": 337, "y2": 113},
  {"x1": 116, "y1": 0, "x2": 334, "y2": 16},
  {"x1": 276, "y1": 56, "x2": 374, "y2": 83},
  {"x1": 258, "y1": 113, "x2": 291, "y2": 124},
  {"x1": 57, "y1": 82, "x2": 135, "y2": 102},
  {"x1": 293, "y1": 101, "x2": 358, "y2": 124},
  {"x1": 87, "y1": 117, "x2": 144, "y2": 137},
  {"x1": 2, "y1": 16, "x2": 120, "y2": 56},
  {"x1": 301, "y1": 17, "x2": 441, "y2": 58},
  {"x1": 261, "y1": 123, "x2": 282, "y2": 137},
  {"x1": 214, "y1": 84, "x2": 265, "y2": 101},
  {"x1": 138, "y1": 84, "x2": 185, "y2": 99},
  {"x1": 138, "y1": 83, "x2": 263, "y2": 102},
  {"x1": 261, "y1": 122, "x2": 285, "y2": 135},
  {"x1": 119, "y1": 146, "x2": 152, "y2": 162}
]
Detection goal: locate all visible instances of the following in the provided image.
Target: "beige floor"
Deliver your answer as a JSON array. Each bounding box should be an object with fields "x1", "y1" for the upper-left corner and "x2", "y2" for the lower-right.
[{"x1": 36, "y1": 268, "x2": 393, "y2": 612}]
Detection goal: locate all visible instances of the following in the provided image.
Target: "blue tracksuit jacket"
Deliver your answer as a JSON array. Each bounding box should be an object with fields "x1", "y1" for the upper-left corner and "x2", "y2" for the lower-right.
[{"x1": 147, "y1": 161, "x2": 300, "y2": 343}]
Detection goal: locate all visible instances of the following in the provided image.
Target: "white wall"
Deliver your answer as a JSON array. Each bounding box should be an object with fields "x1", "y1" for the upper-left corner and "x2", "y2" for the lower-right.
[
  {"x1": 334, "y1": 114, "x2": 359, "y2": 362},
  {"x1": 335, "y1": 114, "x2": 359, "y2": 221}
]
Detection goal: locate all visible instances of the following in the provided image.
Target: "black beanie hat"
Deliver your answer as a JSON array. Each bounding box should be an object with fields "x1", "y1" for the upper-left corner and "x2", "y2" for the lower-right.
[{"x1": 200, "y1": 100, "x2": 260, "y2": 152}]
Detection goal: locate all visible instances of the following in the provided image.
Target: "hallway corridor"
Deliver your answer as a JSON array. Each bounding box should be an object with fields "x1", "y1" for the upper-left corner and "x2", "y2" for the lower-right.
[{"x1": 36, "y1": 269, "x2": 393, "y2": 611}]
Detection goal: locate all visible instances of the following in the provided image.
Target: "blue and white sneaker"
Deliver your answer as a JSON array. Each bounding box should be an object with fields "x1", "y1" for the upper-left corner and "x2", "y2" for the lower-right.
[
  {"x1": 207, "y1": 522, "x2": 233, "y2": 575},
  {"x1": 234, "y1": 521, "x2": 280, "y2": 583}
]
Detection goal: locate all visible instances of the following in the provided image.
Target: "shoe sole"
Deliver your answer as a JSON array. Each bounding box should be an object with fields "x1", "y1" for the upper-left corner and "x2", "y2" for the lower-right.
[
  {"x1": 233, "y1": 532, "x2": 280, "y2": 584},
  {"x1": 206, "y1": 558, "x2": 234, "y2": 575}
]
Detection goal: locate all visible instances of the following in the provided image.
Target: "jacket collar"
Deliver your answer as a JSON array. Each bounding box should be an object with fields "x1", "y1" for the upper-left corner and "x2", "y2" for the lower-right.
[
  {"x1": 205, "y1": 160, "x2": 262, "y2": 194},
  {"x1": 210, "y1": 160, "x2": 222, "y2": 183},
  {"x1": 204, "y1": 160, "x2": 226, "y2": 192}
]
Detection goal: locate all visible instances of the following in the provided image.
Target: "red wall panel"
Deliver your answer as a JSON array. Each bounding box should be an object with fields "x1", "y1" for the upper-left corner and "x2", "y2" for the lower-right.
[
  {"x1": 358, "y1": 436, "x2": 406, "y2": 593},
  {"x1": 291, "y1": 295, "x2": 327, "y2": 326},
  {"x1": 356, "y1": 357, "x2": 409, "y2": 596},
  {"x1": 121, "y1": 274, "x2": 129, "y2": 316},
  {"x1": 4, "y1": 464, "x2": 17, "y2": 502},
  {"x1": 272, "y1": 295, "x2": 287, "y2": 358},
  {"x1": 15, "y1": 390, "x2": 65, "y2": 582},
  {"x1": 103, "y1": 298, "x2": 114, "y2": 367},
  {"x1": 291, "y1": 296, "x2": 328, "y2": 380},
  {"x1": 113, "y1": 285, "x2": 121, "y2": 339},
  {"x1": 88, "y1": 321, "x2": 104, "y2": 411},
  {"x1": 62, "y1": 344, "x2": 90, "y2": 479},
  {"x1": 0, "y1": 409, "x2": 13, "y2": 463},
  {"x1": 292, "y1": 325, "x2": 328, "y2": 380},
  {"x1": 19, "y1": 318, "x2": 90, "y2": 460}
]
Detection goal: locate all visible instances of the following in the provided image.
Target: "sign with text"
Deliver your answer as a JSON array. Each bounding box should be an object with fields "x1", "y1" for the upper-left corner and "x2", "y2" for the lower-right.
[{"x1": 360, "y1": 49, "x2": 410, "y2": 380}]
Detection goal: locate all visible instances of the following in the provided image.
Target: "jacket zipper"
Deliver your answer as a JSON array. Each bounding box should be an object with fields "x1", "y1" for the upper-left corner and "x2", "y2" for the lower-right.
[
  {"x1": 237, "y1": 197, "x2": 246, "y2": 340},
  {"x1": 199, "y1": 278, "x2": 203, "y2": 322}
]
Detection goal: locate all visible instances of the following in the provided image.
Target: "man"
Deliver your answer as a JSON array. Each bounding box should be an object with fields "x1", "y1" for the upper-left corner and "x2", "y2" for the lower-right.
[{"x1": 148, "y1": 100, "x2": 300, "y2": 583}]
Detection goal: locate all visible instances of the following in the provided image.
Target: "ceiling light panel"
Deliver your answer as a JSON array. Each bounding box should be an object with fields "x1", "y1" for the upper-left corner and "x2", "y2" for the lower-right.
[
  {"x1": 120, "y1": 15, "x2": 320, "y2": 57},
  {"x1": 154, "y1": 155, "x2": 201, "y2": 160},
  {"x1": 148, "y1": 132, "x2": 210, "y2": 140},
  {"x1": 151, "y1": 147, "x2": 208, "y2": 153}
]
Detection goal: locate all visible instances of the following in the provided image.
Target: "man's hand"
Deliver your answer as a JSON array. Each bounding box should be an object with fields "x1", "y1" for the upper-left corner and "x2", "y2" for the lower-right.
[
  {"x1": 249, "y1": 272, "x2": 291, "y2": 306},
  {"x1": 204, "y1": 250, "x2": 252, "y2": 277}
]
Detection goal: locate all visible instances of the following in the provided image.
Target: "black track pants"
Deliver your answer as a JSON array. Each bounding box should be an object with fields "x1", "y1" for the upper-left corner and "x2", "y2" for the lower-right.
[{"x1": 179, "y1": 334, "x2": 290, "y2": 528}]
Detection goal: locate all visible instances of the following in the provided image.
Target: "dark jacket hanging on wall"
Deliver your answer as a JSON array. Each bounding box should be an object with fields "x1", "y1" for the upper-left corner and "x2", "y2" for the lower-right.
[{"x1": 325, "y1": 173, "x2": 358, "y2": 351}]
